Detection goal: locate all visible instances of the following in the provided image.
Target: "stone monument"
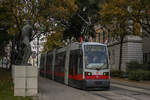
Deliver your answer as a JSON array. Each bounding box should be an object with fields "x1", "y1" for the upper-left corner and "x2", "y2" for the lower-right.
[
  {"x1": 12, "y1": 21, "x2": 38, "y2": 96},
  {"x1": 21, "y1": 21, "x2": 33, "y2": 64}
]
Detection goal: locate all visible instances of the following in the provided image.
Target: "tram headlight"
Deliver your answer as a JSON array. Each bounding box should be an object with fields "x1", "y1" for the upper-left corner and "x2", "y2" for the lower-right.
[
  {"x1": 103, "y1": 72, "x2": 109, "y2": 76},
  {"x1": 85, "y1": 72, "x2": 92, "y2": 76}
]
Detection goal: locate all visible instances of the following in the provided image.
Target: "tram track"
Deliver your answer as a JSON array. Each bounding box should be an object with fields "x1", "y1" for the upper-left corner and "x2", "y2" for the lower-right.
[
  {"x1": 86, "y1": 83, "x2": 150, "y2": 100},
  {"x1": 96, "y1": 91, "x2": 143, "y2": 100},
  {"x1": 88, "y1": 91, "x2": 138, "y2": 100},
  {"x1": 109, "y1": 87, "x2": 145, "y2": 100},
  {"x1": 111, "y1": 81, "x2": 150, "y2": 91},
  {"x1": 89, "y1": 92, "x2": 114, "y2": 100},
  {"x1": 111, "y1": 83, "x2": 150, "y2": 95},
  {"x1": 88, "y1": 90, "x2": 145, "y2": 100},
  {"x1": 38, "y1": 77, "x2": 150, "y2": 100}
]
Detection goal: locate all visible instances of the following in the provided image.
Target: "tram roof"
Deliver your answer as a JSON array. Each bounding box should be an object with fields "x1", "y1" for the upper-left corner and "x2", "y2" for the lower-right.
[
  {"x1": 45, "y1": 42, "x2": 106, "y2": 54},
  {"x1": 67, "y1": 42, "x2": 106, "y2": 46},
  {"x1": 81, "y1": 42, "x2": 106, "y2": 46}
]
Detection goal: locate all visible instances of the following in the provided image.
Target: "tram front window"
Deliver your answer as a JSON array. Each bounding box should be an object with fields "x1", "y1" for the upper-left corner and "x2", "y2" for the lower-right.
[{"x1": 84, "y1": 45, "x2": 108, "y2": 70}]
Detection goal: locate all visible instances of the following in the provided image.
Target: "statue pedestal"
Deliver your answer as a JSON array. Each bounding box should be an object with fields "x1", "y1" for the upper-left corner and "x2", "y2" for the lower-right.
[{"x1": 12, "y1": 65, "x2": 38, "y2": 96}]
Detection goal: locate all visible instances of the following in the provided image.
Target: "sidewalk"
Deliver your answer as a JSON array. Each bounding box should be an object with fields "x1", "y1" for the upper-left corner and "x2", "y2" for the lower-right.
[
  {"x1": 36, "y1": 77, "x2": 102, "y2": 100},
  {"x1": 111, "y1": 77, "x2": 150, "y2": 90},
  {"x1": 33, "y1": 77, "x2": 150, "y2": 100}
]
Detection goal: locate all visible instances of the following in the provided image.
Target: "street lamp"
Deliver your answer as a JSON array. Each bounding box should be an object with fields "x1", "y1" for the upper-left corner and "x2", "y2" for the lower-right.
[
  {"x1": 36, "y1": 25, "x2": 45, "y2": 67},
  {"x1": 36, "y1": 33, "x2": 40, "y2": 67}
]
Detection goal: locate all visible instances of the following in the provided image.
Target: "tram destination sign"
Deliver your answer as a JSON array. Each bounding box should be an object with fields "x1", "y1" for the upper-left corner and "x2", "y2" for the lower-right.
[{"x1": 84, "y1": 45, "x2": 106, "y2": 52}]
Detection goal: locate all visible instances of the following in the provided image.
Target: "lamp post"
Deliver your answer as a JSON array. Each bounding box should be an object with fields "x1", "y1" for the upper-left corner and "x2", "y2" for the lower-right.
[
  {"x1": 36, "y1": 26, "x2": 45, "y2": 67},
  {"x1": 37, "y1": 33, "x2": 40, "y2": 67}
]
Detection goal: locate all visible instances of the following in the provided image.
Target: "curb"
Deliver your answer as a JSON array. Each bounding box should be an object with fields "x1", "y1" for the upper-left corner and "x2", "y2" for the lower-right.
[{"x1": 110, "y1": 78, "x2": 150, "y2": 90}]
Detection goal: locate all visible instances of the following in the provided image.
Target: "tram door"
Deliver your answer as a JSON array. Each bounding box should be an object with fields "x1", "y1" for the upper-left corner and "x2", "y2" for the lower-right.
[
  {"x1": 69, "y1": 50, "x2": 83, "y2": 87},
  {"x1": 64, "y1": 47, "x2": 70, "y2": 85},
  {"x1": 69, "y1": 51, "x2": 78, "y2": 76}
]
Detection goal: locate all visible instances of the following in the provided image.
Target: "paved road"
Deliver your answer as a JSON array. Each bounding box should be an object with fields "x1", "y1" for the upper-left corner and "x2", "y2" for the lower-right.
[
  {"x1": 38, "y1": 77, "x2": 150, "y2": 100},
  {"x1": 38, "y1": 77, "x2": 101, "y2": 100}
]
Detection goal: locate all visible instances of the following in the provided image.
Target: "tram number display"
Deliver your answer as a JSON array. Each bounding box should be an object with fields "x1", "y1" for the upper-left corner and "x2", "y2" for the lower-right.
[{"x1": 84, "y1": 45, "x2": 105, "y2": 52}]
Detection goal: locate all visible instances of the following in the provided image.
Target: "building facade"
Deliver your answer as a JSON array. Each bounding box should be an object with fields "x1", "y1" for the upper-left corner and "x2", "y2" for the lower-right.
[
  {"x1": 30, "y1": 34, "x2": 46, "y2": 67},
  {"x1": 90, "y1": 25, "x2": 146, "y2": 71},
  {"x1": 143, "y1": 36, "x2": 150, "y2": 63}
]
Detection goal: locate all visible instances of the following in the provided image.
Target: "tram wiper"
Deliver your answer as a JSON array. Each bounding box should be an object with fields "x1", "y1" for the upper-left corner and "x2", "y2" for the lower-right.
[
  {"x1": 86, "y1": 63, "x2": 107, "y2": 70},
  {"x1": 87, "y1": 63, "x2": 103, "y2": 69}
]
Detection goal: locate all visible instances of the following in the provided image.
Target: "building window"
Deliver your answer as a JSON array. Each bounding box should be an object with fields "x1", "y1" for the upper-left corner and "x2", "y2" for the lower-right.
[
  {"x1": 144, "y1": 53, "x2": 150, "y2": 63},
  {"x1": 112, "y1": 49, "x2": 115, "y2": 64},
  {"x1": 98, "y1": 32, "x2": 100, "y2": 43},
  {"x1": 108, "y1": 32, "x2": 110, "y2": 43},
  {"x1": 103, "y1": 31, "x2": 105, "y2": 43}
]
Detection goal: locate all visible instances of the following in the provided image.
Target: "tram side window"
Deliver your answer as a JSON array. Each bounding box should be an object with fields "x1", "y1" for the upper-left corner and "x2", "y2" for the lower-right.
[
  {"x1": 55, "y1": 54, "x2": 59, "y2": 73},
  {"x1": 40, "y1": 55, "x2": 44, "y2": 70},
  {"x1": 58, "y1": 53, "x2": 65, "y2": 73},
  {"x1": 69, "y1": 54, "x2": 77, "y2": 75},
  {"x1": 46, "y1": 55, "x2": 49, "y2": 71},
  {"x1": 55, "y1": 52, "x2": 66, "y2": 73},
  {"x1": 69, "y1": 55, "x2": 73, "y2": 75},
  {"x1": 69, "y1": 50, "x2": 82, "y2": 75},
  {"x1": 78, "y1": 54, "x2": 83, "y2": 74},
  {"x1": 43, "y1": 55, "x2": 46, "y2": 70},
  {"x1": 49, "y1": 55, "x2": 53, "y2": 70},
  {"x1": 62, "y1": 54, "x2": 66, "y2": 72},
  {"x1": 46, "y1": 54, "x2": 53, "y2": 72}
]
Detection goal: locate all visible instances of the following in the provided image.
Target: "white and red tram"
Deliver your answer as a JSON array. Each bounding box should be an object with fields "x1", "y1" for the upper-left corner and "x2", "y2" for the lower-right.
[{"x1": 40, "y1": 42, "x2": 110, "y2": 90}]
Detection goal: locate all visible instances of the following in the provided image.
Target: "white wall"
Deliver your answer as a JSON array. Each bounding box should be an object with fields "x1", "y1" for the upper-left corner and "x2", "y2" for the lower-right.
[{"x1": 108, "y1": 35, "x2": 143, "y2": 71}]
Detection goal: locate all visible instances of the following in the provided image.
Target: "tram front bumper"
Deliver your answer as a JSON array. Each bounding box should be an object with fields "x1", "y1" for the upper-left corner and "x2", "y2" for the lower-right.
[{"x1": 84, "y1": 79, "x2": 110, "y2": 89}]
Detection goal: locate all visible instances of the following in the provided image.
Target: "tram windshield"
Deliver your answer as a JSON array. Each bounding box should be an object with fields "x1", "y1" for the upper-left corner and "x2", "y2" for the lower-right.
[{"x1": 84, "y1": 45, "x2": 108, "y2": 70}]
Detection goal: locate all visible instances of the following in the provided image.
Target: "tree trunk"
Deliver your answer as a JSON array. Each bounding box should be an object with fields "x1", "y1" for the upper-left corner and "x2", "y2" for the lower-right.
[{"x1": 118, "y1": 36, "x2": 124, "y2": 72}]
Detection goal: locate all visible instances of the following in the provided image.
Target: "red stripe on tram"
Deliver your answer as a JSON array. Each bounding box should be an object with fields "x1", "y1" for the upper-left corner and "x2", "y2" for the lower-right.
[
  {"x1": 68, "y1": 74, "x2": 83, "y2": 80},
  {"x1": 55, "y1": 72, "x2": 65, "y2": 77},
  {"x1": 46, "y1": 70, "x2": 52, "y2": 75},
  {"x1": 85, "y1": 75, "x2": 109, "y2": 80}
]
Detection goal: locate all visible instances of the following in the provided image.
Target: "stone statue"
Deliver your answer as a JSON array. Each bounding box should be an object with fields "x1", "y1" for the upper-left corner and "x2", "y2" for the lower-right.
[{"x1": 21, "y1": 21, "x2": 33, "y2": 64}]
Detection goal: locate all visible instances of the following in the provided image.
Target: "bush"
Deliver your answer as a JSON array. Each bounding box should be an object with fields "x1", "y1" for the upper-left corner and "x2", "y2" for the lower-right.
[
  {"x1": 128, "y1": 70, "x2": 150, "y2": 81},
  {"x1": 127, "y1": 61, "x2": 150, "y2": 81},
  {"x1": 0, "y1": 69, "x2": 32, "y2": 100},
  {"x1": 110, "y1": 70, "x2": 127, "y2": 78},
  {"x1": 126, "y1": 61, "x2": 150, "y2": 72},
  {"x1": 110, "y1": 70, "x2": 121, "y2": 77}
]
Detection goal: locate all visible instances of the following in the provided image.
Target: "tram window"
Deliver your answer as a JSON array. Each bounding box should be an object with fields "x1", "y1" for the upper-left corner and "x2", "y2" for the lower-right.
[
  {"x1": 55, "y1": 55, "x2": 60, "y2": 72},
  {"x1": 46, "y1": 55, "x2": 49, "y2": 71},
  {"x1": 62, "y1": 54, "x2": 66, "y2": 72},
  {"x1": 69, "y1": 55, "x2": 73, "y2": 75},
  {"x1": 54, "y1": 55, "x2": 58, "y2": 72},
  {"x1": 46, "y1": 54, "x2": 53, "y2": 71},
  {"x1": 69, "y1": 49, "x2": 82, "y2": 75},
  {"x1": 61, "y1": 53, "x2": 66, "y2": 72},
  {"x1": 78, "y1": 55, "x2": 83, "y2": 74},
  {"x1": 55, "y1": 52, "x2": 66, "y2": 73},
  {"x1": 40, "y1": 55, "x2": 45, "y2": 70}
]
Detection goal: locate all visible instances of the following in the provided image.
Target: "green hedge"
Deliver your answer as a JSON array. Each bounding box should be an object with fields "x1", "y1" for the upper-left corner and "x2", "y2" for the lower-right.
[
  {"x1": 128, "y1": 70, "x2": 150, "y2": 81},
  {"x1": 110, "y1": 70, "x2": 121, "y2": 77},
  {"x1": 110, "y1": 61, "x2": 150, "y2": 81},
  {"x1": 110, "y1": 70, "x2": 127, "y2": 78},
  {"x1": 0, "y1": 69, "x2": 32, "y2": 100},
  {"x1": 126, "y1": 61, "x2": 150, "y2": 71}
]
